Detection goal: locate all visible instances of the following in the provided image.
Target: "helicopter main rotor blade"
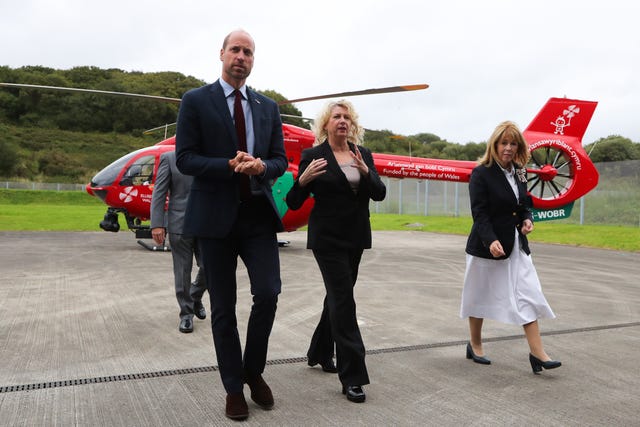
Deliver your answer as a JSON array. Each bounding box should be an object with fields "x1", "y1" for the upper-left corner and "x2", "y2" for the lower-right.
[
  {"x1": 0, "y1": 82, "x2": 182, "y2": 104},
  {"x1": 143, "y1": 123, "x2": 177, "y2": 135},
  {"x1": 278, "y1": 83, "x2": 429, "y2": 105},
  {"x1": 2, "y1": 82, "x2": 428, "y2": 107},
  {"x1": 280, "y1": 113, "x2": 314, "y2": 121}
]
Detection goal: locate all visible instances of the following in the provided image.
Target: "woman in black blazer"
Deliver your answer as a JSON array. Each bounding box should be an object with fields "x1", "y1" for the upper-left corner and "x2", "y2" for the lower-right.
[
  {"x1": 460, "y1": 121, "x2": 561, "y2": 374},
  {"x1": 286, "y1": 100, "x2": 386, "y2": 402}
]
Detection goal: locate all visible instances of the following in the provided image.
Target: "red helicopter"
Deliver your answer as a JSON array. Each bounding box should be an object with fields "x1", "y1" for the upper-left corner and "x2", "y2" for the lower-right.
[{"x1": 0, "y1": 83, "x2": 599, "y2": 247}]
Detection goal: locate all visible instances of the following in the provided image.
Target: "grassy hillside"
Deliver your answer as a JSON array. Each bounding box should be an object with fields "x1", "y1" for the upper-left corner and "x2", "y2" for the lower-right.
[{"x1": 0, "y1": 123, "x2": 159, "y2": 183}]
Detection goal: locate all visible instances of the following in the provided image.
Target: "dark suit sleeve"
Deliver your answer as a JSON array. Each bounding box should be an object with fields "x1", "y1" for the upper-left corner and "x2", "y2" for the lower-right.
[
  {"x1": 359, "y1": 146, "x2": 386, "y2": 201},
  {"x1": 285, "y1": 149, "x2": 313, "y2": 210},
  {"x1": 150, "y1": 153, "x2": 170, "y2": 229},
  {"x1": 175, "y1": 88, "x2": 235, "y2": 180},
  {"x1": 469, "y1": 167, "x2": 498, "y2": 248}
]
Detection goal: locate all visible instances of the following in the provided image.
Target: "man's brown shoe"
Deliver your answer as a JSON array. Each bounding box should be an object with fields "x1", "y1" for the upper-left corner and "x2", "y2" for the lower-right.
[
  {"x1": 225, "y1": 392, "x2": 249, "y2": 420},
  {"x1": 244, "y1": 374, "x2": 274, "y2": 410}
]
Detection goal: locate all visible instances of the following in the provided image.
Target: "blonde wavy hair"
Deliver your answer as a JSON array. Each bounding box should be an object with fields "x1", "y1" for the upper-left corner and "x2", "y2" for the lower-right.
[
  {"x1": 311, "y1": 99, "x2": 365, "y2": 146},
  {"x1": 479, "y1": 120, "x2": 530, "y2": 167}
]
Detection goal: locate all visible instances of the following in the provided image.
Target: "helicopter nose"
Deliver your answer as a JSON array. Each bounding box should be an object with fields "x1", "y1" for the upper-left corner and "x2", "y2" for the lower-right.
[{"x1": 86, "y1": 182, "x2": 108, "y2": 202}]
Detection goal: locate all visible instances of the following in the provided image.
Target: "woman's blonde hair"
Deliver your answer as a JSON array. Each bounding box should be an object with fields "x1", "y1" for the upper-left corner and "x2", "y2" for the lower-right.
[
  {"x1": 479, "y1": 120, "x2": 530, "y2": 167},
  {"x1": 312, "y1": 99, "x2": 365, "y2": 146}
]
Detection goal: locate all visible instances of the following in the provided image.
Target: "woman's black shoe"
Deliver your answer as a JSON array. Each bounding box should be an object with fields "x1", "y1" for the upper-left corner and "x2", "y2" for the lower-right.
[
  {"x1": 307, "y1": 358, "x2": 338, "y2": 373},
  {"x1": 529, "y1": 353, "x2": 561, "y2": 374},
  {"x1": 466, "y1": 342, "x2": 491, "y2": 365},
  {"x1": 342, "y1": 385, "x2": 366, "y2": 403},
  {"x1": 320, "y1": 360, "x2": 338, "y2": 373}
]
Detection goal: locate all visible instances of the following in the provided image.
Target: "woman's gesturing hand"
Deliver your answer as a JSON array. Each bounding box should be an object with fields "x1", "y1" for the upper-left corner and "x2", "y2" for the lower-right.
[
  {"x1": 299, "y1": 158, "x2": 328, "y2": 187},
  {"x1": 350, "y1": 147, "x2": 369, "y2": 176}
]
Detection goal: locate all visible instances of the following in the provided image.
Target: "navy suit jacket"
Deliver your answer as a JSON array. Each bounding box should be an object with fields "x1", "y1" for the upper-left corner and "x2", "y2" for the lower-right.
[
  {"x1": 465, "y1": 162, "x2": 533, "y2": 259},
  {"x1": 286, "y1": 141, "x2": 386, "y2": 250},
  {"x1": 175, "y1": 80, "x2": 287, "y2": 238}
]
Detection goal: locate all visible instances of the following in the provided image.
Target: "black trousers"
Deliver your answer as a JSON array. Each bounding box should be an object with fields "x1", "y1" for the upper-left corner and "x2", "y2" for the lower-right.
[
  {"x1": 310, "y1": 248, "x2": 370, "y2": 387},
  {"x1": 189, "y1": 243, "x2": 207, "y2": 305},
  {"x1": 199, "y1": 196, "x2": 281, "y2": 393}
]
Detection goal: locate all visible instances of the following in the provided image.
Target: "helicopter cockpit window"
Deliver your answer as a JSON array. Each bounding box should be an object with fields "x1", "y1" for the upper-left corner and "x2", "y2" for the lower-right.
[{"x1": 120, "y1": 155, "x2": 155, "y2": 186}]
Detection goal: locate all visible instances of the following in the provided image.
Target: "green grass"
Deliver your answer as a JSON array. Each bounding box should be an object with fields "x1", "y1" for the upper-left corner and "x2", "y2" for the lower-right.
[
  {"x1": 370, "y1": 213, "x2": 640, "y2": 252},
  {"x1": 0, "y1": 189, "x2": 109, "y2": 231},
  {"x1": 0, "y1": 204, "x2": 108, "y2": 231},
  {"x1": 0, "y1": 188, "x2": 100, "y2": 204},
  {"x1": 1, "y1": 190, "x2": 639, "y2": 252},
  {"x1": 371, "y1": 214, "x2": 473, "y2": 234}
]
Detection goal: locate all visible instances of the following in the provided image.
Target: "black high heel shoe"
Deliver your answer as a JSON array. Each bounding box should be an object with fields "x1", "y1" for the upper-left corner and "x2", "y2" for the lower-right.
[
  {"x1": 307, "y1": 358, "x2": 338, "y2": 373},
  {"x1": 529, "y1": 353, "x2": 561, "y2": 374},
  {"x1": 466, "y1": 342, "x2": 491, "y2": 365}
]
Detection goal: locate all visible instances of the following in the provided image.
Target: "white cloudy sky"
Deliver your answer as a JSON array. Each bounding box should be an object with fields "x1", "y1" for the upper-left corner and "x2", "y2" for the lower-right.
[{"x1": 2, "y1": 0, "x2": 638, "y2": 144}]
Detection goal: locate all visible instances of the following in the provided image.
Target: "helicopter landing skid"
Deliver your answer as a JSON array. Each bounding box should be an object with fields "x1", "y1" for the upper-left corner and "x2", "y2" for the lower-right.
[{"x1": 137, "y1": 240, "x2": 171, "y2": 252}]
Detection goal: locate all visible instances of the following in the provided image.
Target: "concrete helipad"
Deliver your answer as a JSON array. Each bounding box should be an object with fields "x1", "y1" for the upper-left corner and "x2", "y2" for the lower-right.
[{"x1": 0, "y1": 230, "x2": 638, "y2": 426}]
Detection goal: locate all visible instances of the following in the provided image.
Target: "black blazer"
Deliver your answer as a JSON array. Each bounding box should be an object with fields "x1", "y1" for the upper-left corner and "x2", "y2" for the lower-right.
[
  {"x1": 286, "y1": 141, "x2": 386, "y2": 250},
  {"x1": 175, "y1": 80, "x2": 287, "y2": 238},
  {"x1": 465, "y1": 162, "x2": 533, "y2": 259}
]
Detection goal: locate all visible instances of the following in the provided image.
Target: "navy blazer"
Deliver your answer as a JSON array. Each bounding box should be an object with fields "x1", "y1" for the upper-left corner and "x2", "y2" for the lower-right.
[
  {"x1": 175, "y1": 80, "x2": 287, "y2": 238},
  {"x1": 465, "y1": 162, "x2": 533, "y2": 259},
  {"x1": 286, "y1": 141, "x2": 386, "y2": 250}
]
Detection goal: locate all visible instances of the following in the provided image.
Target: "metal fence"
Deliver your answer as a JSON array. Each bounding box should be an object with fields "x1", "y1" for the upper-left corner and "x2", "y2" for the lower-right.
[
  {"x1": 2, "y1": 160, "x2": 638, "y2": 226},
  {"x1": 373, "y1": 160, "x2": 640, "y2": 227},
  {"x1": 373, "y1": 178, "x2": 471, "y2": 217},
  {"x1": 1, "y1": 181, "x2": 86, "y2": 191}
]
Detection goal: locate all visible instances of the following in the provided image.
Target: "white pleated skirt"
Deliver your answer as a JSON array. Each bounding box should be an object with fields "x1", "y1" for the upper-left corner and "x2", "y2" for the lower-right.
[{"x1": 460, "y1": 234, "x2": 555, "y2": 325}]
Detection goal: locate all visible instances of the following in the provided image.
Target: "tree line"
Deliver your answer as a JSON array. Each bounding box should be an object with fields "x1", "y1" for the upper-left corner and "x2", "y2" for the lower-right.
[{"x1": 0, "y1": 65, "x2": 638, "y2": 182}]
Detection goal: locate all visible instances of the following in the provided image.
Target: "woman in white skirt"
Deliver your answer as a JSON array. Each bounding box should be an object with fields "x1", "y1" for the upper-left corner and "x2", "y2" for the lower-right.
[{"x1": 460, "y1": 121, "x2": 561, "y2": 374}]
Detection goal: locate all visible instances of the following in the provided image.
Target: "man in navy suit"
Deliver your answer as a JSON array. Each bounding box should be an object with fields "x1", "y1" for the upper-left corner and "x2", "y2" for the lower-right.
[{"x1": 175, "y1": 29, "x2": 287, "y2": 421}]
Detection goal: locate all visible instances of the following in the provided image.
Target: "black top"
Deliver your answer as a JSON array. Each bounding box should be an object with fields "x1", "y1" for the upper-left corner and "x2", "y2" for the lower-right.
[
  {"x1": 286, "y1": 141, "x2": 386, "y2": 250},
  {"x1": 465, "y1": 162, "x2": 533, "y2": 259}
]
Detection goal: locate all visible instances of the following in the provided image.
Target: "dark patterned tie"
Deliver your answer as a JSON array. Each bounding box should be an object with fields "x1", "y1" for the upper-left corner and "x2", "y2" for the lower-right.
[{"x1": 233, "y1": 89, "x2": 251, "y2": 201}]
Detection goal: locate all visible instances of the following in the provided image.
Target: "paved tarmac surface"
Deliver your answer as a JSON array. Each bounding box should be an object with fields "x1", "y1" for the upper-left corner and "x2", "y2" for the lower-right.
[{"x1": 0, "y1": 230, "x2": 638, "y2": 426}]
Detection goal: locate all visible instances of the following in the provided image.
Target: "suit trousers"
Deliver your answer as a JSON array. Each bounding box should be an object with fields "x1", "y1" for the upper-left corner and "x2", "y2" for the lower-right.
[
  {"x1": 168, "y1": 233, "x2": 197, "y2": 320},
  {"x1": 307, "y1": 251, "x2": 363, "y2": 363},
  {"x1": 311, "y1": 248, "x2": 370, "y2": 387},
  {"x1": 189, "y1": 247, "x2": 207, "y2": 304},
  {"x1": 199, "y1": 196, "x2": 282, "y2": 393}
]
